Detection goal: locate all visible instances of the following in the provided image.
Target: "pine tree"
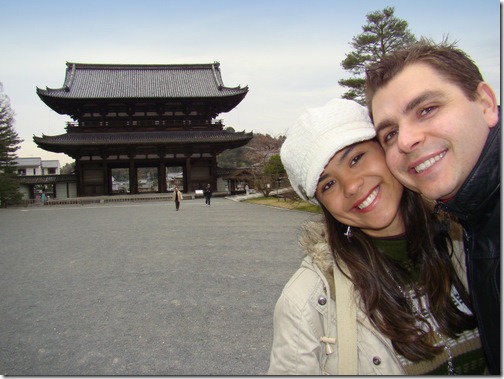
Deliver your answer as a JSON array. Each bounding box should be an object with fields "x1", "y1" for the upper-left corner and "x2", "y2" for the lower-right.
[
  {"x1": 263, "y1": 154, "x2": 286, "y2": 177},
  {"x1": 339, "y1": 7, "x2": 416, "y2": 105},
  {"x1": 0, "y1": 83, "x2": 23, "y2": 206}
]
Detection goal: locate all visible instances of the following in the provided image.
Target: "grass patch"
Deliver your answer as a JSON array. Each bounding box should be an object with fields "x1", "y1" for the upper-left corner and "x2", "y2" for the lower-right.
[{"x1": 244, "y1": 196, "x2": 322, "y2": 213}]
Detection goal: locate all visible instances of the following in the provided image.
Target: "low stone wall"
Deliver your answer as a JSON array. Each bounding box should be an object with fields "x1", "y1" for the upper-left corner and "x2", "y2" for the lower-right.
[{"x1": 19, "y1": 192, "x2": 228, "y2": 207}]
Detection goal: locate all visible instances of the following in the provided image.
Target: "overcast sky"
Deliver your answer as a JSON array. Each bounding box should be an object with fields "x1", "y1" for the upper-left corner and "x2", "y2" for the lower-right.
[{"x1": 1, "y1": 0, "x2": 501, "y2": 165}]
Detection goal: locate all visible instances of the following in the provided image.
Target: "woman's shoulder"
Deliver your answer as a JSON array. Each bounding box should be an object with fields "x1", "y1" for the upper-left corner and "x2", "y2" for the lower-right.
[
  {"x1": 278, "y1": 256, "x2": 328, "y2": 311},
  {"x1": 299, "y1": 221, "x2": 335, "y2": 272}
]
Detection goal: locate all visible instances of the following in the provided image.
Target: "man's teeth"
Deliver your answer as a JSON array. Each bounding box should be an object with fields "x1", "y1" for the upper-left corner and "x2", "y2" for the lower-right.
[
  {"x1": 358, "y1": 188, "x2": 378, "y2": 210},
  {"x1": 414, "y1": 152, "x2": 446, "y2": 173}
]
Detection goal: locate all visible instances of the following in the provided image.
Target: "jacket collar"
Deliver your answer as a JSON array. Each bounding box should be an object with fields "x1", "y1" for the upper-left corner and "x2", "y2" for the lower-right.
[
  {"x1": 299, "y1": 221, "x2": 335, "y2": 274},
  {"x1": 438, "y1": 117, "x2": 501, "y2": 220}
]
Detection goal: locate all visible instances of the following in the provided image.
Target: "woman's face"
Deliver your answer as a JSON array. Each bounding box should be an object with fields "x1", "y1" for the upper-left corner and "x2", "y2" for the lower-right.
[{"x1": 315, "y1": 140, "x2": 405, "y2": 238}]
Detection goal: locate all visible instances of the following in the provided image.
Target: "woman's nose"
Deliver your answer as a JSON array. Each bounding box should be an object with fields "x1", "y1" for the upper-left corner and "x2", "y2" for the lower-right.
[{"x1": 342, "y1": 175, "x2": 363, "y2": 198}]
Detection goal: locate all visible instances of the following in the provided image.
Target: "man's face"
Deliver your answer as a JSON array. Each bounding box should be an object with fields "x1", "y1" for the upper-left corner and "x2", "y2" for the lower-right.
[{"x1": 370, "y1": 63, "x2": 498, "y2": 200}]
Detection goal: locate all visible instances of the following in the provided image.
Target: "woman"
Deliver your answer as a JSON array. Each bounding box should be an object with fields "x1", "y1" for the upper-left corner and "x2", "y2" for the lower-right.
[
  {"x1": 173, "y1": 186, "x2": 183, "y2": 211},
  {"x1": 268, "y1": 99, "x2": 485, "y2": 375}
]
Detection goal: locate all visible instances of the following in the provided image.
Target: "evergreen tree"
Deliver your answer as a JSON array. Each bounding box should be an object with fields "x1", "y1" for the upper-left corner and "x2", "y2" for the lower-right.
[
  {"x1": 60, "y1": 162, "x2": 76, "y2": 175},
  {"x1": 0, "y1": 83, "x2": 23, "y2": 206},
  {"x1": 339, "y1": 6, "x2": 416, "y2": 105},
  {"x1": 263, "y1": 154, "x2": 286, "y2": 177}
]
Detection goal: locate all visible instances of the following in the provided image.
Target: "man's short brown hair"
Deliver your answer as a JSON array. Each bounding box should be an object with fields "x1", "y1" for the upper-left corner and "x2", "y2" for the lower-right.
[{"x1": 365, "y1": 38, "x2": 484, "y2": 117}]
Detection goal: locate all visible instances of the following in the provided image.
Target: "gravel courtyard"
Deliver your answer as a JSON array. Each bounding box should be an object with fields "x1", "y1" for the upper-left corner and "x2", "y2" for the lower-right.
[{"x1": 0, "y1": 197, "x2": 317, "y2": 375}]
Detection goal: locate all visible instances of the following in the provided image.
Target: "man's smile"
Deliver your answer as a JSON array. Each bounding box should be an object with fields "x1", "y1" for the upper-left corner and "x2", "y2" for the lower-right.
[{"x1": 411, "y1": 150, "x2": 447, "y2": 174}]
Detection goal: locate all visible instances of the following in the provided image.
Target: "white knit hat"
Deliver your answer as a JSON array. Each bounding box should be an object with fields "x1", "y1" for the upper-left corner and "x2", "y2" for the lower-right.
[{"x1": 281, "y1": 98, "x2": 376, "y2": 205}]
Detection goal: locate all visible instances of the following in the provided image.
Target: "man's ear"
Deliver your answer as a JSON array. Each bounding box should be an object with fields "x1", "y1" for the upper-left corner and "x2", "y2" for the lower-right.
[{"x1": 476, "y1": 82, "x2": 499, "y2": 128}]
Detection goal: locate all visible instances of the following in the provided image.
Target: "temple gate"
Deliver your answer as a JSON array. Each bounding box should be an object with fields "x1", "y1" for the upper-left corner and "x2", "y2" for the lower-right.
[{"x1": 34, "y1": 62, "x2": 252, "y2": 196}]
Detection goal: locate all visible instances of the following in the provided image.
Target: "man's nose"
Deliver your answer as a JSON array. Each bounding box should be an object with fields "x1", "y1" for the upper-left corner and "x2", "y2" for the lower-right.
[{"x1": 397, "y1": 124, "x2": 424, "y2": 153}]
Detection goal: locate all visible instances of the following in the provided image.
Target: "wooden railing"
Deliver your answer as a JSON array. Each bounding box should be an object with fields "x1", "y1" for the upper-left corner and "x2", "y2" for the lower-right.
[
  {"x1": 66, "y1": 119, "x2": 224, "y2": 130},
  {"x1": 18, "y1": 192, "x2": 225, "y2": 207}
]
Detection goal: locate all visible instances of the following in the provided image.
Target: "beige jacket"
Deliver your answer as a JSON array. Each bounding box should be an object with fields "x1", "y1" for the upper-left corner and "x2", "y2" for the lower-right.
[
  {"x1": 172, "y1": 190, "x2": 183, "y2": 202},
  {"x1": 268, "y1": 221, "x2": 467, "y2": 375}
]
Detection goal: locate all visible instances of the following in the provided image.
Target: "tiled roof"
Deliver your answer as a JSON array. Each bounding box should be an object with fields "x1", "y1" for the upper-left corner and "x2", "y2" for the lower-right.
[
  {"x1": 41, "y1": 160, "x2": 60, "y2": 168},
  {"x1": 18, "y1": 175, "x2": 76, "y2": 185},
  {"x1": 217, "y1": 167, "x2": 253, "y2": 179},
  {"x1": 14, "y1": 157, "x2": 42, "y2": 167},
  {"x1": 34, "y1": 130, "x2": 253, "y2": 146},
  {"x1": 37, "y1": 62, "x2": 248, "y2": 99}
]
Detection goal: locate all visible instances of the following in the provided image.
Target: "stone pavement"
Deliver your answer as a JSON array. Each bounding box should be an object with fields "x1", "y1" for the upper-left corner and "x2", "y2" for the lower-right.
[{"x1": 0, "y1": 197, "x2": 319, "y2": 375}]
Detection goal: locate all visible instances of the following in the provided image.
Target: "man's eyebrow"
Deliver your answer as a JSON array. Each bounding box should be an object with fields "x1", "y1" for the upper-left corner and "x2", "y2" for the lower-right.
[
  {"x1": 374, "y1": 90, "x2": 444, "y2": 134},
  {"x1": 375, "y1": 119, "x2": 394, "y2": 135},
  {"x1": 403, "y1": 90, "x2": 443, "y2": 114}
]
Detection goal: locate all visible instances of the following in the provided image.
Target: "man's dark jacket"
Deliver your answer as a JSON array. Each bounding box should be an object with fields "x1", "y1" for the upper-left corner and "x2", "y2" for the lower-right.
[{"x1": 437, "y1": 119, "x2": 500, "y2": 374}]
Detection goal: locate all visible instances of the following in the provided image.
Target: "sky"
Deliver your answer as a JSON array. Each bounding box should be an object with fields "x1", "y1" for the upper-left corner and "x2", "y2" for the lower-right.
[{"x1": 1, "y1": 0, "x2": 501, "y2": 166}]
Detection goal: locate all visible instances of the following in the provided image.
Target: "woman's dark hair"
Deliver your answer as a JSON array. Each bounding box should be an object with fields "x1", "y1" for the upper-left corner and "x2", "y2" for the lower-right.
[{"x1": 320, "y1": 189, "x2": 476, "y2": 361}]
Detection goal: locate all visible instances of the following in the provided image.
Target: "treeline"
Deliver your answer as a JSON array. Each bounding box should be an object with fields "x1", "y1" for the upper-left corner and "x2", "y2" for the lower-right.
[{"x1": 218, "y1": 131, "x2": 285, "y2": 169}]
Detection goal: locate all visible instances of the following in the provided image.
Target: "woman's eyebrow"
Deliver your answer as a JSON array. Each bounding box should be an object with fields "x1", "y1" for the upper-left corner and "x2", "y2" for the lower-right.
[
  {"x1": 316, "y1": 145, "x2": 357, "y2": 185},
  {"x1": 317, "y1": 173, "x2": 328, "y2": 185},
  {"x1": 339, "y1": 145, "x2": 356, "y2": 164}
]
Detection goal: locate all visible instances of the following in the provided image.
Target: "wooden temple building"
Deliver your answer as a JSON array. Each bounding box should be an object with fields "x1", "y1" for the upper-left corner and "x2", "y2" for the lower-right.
[{"x1": 34, "y1": 62, "x2": 252, "y2": 196}]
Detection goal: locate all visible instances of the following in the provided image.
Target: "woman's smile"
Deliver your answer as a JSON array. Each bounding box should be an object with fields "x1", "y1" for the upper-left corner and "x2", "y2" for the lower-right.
[
  {"x1": 354, "y1": 186, "x2": 379, "y2": 211},
  {"x1": 316, "y1": 140, "x2": 405, "y2": 237}
]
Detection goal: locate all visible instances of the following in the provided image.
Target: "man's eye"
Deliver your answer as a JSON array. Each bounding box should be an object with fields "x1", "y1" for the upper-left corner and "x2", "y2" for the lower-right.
[
  {"x1": 382, "y1": 130, "x2": 398, "y2": 144},
  {"x1": 420, "y1": 106, "x2": 436, "y2": 117}
]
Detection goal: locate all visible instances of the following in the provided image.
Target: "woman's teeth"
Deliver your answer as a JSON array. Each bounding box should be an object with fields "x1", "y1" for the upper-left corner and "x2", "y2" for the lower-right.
[{"x1": 358, "y1": 188, "x2": 378, "y2": 210}]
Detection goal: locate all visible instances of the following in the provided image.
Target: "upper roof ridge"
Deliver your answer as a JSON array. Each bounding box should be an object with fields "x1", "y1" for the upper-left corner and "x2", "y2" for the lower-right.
[{"x1": 65, "y1": 62, "x2": 218, "y2": 70}]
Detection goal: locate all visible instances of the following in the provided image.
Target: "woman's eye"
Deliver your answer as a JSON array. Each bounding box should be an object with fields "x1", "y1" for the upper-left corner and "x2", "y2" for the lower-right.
[
  {"x1": 321, "y1": 179, "x2": 336, "y2": 193},
  {"x1": 350, "y1": 153, "x2": 364, "y2": 166}
]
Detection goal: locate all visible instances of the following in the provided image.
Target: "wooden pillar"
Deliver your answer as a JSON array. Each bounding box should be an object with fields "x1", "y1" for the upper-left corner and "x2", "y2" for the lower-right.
[
  {"x1": 157, "y1": 148, "x2": 167, "y2": 193},
  {"x1": 76, "y1": 159, "x2": 83, "y2": 197},
  {"x1": 102, "y1": 161, "x2": 110, "y2": 195},
  {"x1": 129, "y1": 158, "x2": 138, "y2": 194},
  {"x1": 106, "y1": 165, "x2": 114, "y2": 195},
  {"x1": 159, "y1": 160, "x2": 167, "y2": 193},
  {"x1": 184, "y1": 154, "x2": 191, "y2": 193},
  {"x1": 99, "y1": 148, "x2": 110, "y2": 195},
  {"x1": 210, "y1": 154, "x2": 217, "y2": 189}
]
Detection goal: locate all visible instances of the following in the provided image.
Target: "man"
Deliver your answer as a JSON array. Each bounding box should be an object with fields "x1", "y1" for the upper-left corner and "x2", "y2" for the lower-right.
[
  {"x1": 204, "y1": 184, "x2": 213, "y2": 206},
  {"x1": 365, "y1": 39, "x2": 500, "y2": 374}
]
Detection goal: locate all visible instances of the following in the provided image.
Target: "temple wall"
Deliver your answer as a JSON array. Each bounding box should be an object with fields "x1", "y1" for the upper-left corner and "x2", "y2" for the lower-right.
[{"x1": 55, "y1": 182, "x2": 77, "y2": 199}]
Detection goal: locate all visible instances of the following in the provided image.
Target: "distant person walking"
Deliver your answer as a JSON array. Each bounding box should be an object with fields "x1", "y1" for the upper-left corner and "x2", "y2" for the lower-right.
[
  {"x1": 173, "y1": 186, "x2": 183, "y2": 211},
  {"x1": 204, "y1": 184, "x2": 213, "y2": 206}
]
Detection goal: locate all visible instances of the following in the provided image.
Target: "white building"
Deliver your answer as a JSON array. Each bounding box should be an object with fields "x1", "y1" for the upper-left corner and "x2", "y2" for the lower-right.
[
  {"x1": 14, "y1": 157, "x2": 61, "y2": 176},
  {"x1": 14, "y1": 157, "x2": 76, "y2": 201}
]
